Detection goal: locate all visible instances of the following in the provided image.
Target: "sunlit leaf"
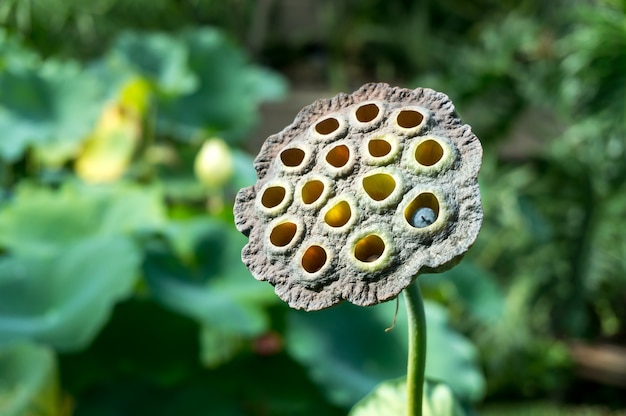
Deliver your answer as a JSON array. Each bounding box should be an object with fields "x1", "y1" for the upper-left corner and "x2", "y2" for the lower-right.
[
  {"x1": 0, "y1": 342, "x2": 60, "y2": 416},
  {"x1": 349, "y1": 378, "x2": 467, "y2": 416}
]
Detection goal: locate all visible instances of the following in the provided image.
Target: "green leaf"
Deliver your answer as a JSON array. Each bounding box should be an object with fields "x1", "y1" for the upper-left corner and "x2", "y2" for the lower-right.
[
  {"x1": 0, "y1": 342, "x2": 59, "y2": 416},
  {"x1": 108, "y1": 31, "x2": 198, "y2": 95},
  {"x1": 481, "y1": 402, "x2": 622, "y2": 416},
  {"x1": 199, "y1": 325, "x2": 243, "y2": 368},
  {"x1": 0, "y1": 236, "x2": 140, "y2": 351},
  {"x1": 0, "y1": 61, "x2": 108, "y2": 162},
  {"x1": 58, "y1": 299, "x2": 201, "y2": 391},
  {"x1": 421, "y1": 263, "x2": 505, "y2": 325},
  {"x1": 286, "y1": 298, "x2": 484, "y2": 406},
  {"x1": 0, "y1": 29, "x2": 41, "y2": 71},
  {"x1": 102, "y1": 28, "x2": 287, "y2": 143},
  {"x1": 144, "y1": 219, "x2": 278, "y2": 365},
  {"x1": 349, "y1": 378, "x2": 467, "y2": 416},
  {"x1": 155, "y1": 28, "x2": 287, "y2": 142},
  {"x1": 0, "y1": 182, "x2": 163, "y2": 351},
  {"x1": 230, "y1": 149, "x2": 258, "y2": 191},
  {"x1": 0, "y1": 182, "x2": 166, "y2": 256}
]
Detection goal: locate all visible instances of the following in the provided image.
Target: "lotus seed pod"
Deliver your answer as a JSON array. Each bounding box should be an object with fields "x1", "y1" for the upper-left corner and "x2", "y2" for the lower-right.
[{"x1": 234, "y1": 83, "x2": 482, "y2": 311}]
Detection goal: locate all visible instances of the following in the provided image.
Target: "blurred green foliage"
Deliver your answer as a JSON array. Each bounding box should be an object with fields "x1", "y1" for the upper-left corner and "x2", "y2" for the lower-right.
[
  {"x1": 349, "y1": 378, "x2": 466, "y2": 416},
  {"x1": 1, "y1": 0, "x2": 626, "y2": 414}
]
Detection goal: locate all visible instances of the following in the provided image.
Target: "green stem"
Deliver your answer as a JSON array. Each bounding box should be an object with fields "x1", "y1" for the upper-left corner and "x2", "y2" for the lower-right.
[{"x1": 404, "y1": 281, "x2": 427, "y2": 416}]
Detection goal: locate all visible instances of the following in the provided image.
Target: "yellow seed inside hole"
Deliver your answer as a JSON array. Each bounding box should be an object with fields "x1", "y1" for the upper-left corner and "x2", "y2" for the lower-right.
[
  {"x1": 415, "y1": 139, "x2": 444, "y2": 166},
  {"x1": 368, "y1": 139, "x2": 392, "y2": 158},
  {"x1": 324, "y1": 201, "x2": 351, "y2": 228},
  {"x1": 315, "y1": 118, "x2": 340, "y2": 135},
  {"x1": 326, "y1": 145, "x2": 350, "y2": 168},
  {"x1": 397, "y1": 110, "x2": 424, "y2": 129},
  {"x1": 261, "y1": 186, "x2": 286, "y2": 208},
  {"x1": 301, "y1": 180, "x2": 324, "y2": 204},
  {"x1": 362, "y1": 173, "x2": 396, "y2": 201},
  {"x1": 354, "y1": 234, "x2": 385, "y2": 263},
  {"x1": 269, "y1": 222, "x2": 297, "y2": 247},
  {"x1": 355, "y1": 103, "x2": 380, "y2": 123},
  {"x1": 302, "y1": 245, "x2": 327, "y2": 273},
  {"x1": 404, "y1": 193, "x2": 440, "y2": 227},
  {"x1": 280, "y1": 148, "x2": 306, "y2": 167}
]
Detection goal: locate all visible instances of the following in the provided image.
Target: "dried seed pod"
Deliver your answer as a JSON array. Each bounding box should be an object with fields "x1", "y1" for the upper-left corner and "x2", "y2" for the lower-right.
[{"x1": 234, "y1": 83, "x2": 483, "y2": 311}]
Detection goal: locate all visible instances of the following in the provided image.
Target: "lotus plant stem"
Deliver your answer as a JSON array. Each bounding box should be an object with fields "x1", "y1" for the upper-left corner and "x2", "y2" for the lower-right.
[{"x1": 404, "y1": 280, "x2": 427, "y2": 416}]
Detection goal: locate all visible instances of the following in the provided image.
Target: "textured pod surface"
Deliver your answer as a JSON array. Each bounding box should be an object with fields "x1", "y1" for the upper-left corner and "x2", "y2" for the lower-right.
[{"x1": 234, "y1": 83, "x2": 482, "y2": 311}]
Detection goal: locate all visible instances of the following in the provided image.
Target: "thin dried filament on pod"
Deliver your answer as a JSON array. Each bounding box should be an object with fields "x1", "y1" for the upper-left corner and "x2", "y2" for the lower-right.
[
  {"x1": 324, "y1": 200, "x2": 352, "y2": 228},
  {"x1": 415, "y1": 139, "x2": 444, "y2": 166},
  {"x1": 280, "y1": 147, "x2": 306, "y2": 168},
  {"x1": 404, "y1": 192, "x2": 440, "y2": 228},
  {"x1": 269, "y1": 221, "x2": 298, "y2": 247},
  {"x1": 354, "y1": 234, "x2": 385, "y2": 262},
  {"x1": 261, "y1": 186, "x2": 287, "y2": 208},
  {"x1": 368, "y1": 139, "x2": 392, "y2": 158},
  {"x1": 301, "y1": 180, "x2": 325, "y2": 204},
  {"x1": 301, "y1": 245, "x2": 328, "y2": 273},
  {"x1": 326, "y1": 145, "x2": 350, "y2": 168},
  {"x1": 315, "y1": 117, "x2": 340, "y2": 135},
  {"x1": 355, "y1": 103, "x2": 380, "y2": 123},
  {"x1": 362, "y1": 173, "x2": 396, "y2": 201},
  {"x1": 396, "y1": 109, "x2": 424, "y2": 129}
]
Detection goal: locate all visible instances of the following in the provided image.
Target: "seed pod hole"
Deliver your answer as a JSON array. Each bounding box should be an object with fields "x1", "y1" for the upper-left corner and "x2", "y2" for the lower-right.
[
  {"x1": 368, "y1": 139, "x2": 392, "y2": 158},
  {"x1": 280, "y1": 147, "x2": 306, "y2": 167},
  {"x1": 269, "y1": 222, "x2": 298, "y2": 247},
  {"x1": 415, "y1": 139, "x2": 444, "y2": 166},
  {"x1": 315, "y1": 117, "x2": 340, "y2": 135},
  {"x1": 354, "y1": 234, "x2": 385, "y2": 263},
  {"x1": 355, "y1": 103, "x2": 380, "y2": 123},
  {"x1": 362, "y1": 173, "x2": 396, "y2": 201},
  {"x1": 324, "y1": 200, "x2": 352, "y2": 228},
  {"x1": 405, "y1": 192, "x2": 440, "y2": 228},
  {"x1": 261, "y1": 186, "x2": 287, "y2": 208},
  {"x1": 396, "y1": 109, "x2": 424, "y2": 129},
  {"x1": 301, "y1": 180, "x2": 325, "y2": 204},
  {"x1": 302, "y1": 245, "x2": 327, "y2": 273},
  {"x1": 326, "y1": 145, "x2": 350, "y2": 168}
]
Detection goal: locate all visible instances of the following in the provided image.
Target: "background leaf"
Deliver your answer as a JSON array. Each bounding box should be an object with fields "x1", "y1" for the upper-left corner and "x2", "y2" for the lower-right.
[
  {"x1": 154, "y1": 28, "x2": 287, "y2": 143},
  {"x1": 0, "y1": 342, "x2": 60, "y2": 416},
  {"x1": 349, "y1": 378, "x2": 467, "y2": 416},
  {"x1": 0, "y1": 182, "x2": 165, "y2": 350},
  {"x1": 0, "y1": 61, "x2": 108, "y2": 162},
  {"x1": 286, "y1": 295, "x2": 485, "y2": 407},
  {"x1": 0, "y1": 236, "x2": 140, "y2": 351},
  {"x1": 144, "y1": 218, "x2": 278, "y2": 366}
]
